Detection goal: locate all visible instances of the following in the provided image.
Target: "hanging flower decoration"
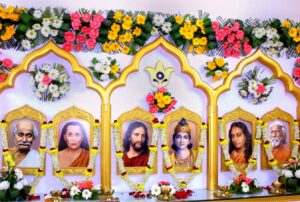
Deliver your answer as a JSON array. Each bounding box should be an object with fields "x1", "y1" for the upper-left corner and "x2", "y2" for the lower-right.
[
  {"x1": 238, "y1": 66, "x2": 276, "y2": 104},
  {"x1": 228, "y1": 173, "x2": 262, "y2": 194},
  {"x1": 0, "y1": 57, "x2": 16, "y2": 82},
  {"x1": 204, "y1": 57, "x2": 228, "y2": 82},
  {"x1": 292, "y1": 58, "x2": 300, "y2": 86},
  {"x1": 29, "y1": 63, "x2": 70, "y2": 102},
  {"x1": 88, "y1": 57, "x2": 120, "y2": 81},
  {"x1": 146, "y1": 87, "x2": 177, "y2": 114}
]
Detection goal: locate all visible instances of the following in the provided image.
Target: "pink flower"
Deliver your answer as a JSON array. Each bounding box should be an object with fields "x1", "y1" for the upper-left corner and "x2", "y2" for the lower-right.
[
  {"x1": 224, "y1": 49, "x2": 233, "y2": 57},
  {"x1": 232, "y1": 41, "x2": 241, "y2": 51},
  {"x1": 227, "y1": 34, "x2": 236, "y2": 43},
  {"x1": 93, "y1": 14, "x2": 104, "y2": 23},
  {"x1": 90, "y1": 20, "x2": 101, "y2": 29},
  {"x1": 170, "y1": 99, "x2": 177, "y2": 106},
  {"x1": 223, "y1": 27, "x2": 232, "y2": 35},
  {"x1": 159, "y1": 181, "x2": 170, "y2": 186},
  {"x1": 245, "y1": 178, "x2": 253, "y2": 185},
  {"x1": 295, "y1": 58, "x2": 300, "y2": 64},
  {"x1": 86, "y1": 38, "x2": 96, "y2": 50},
  {"x1": 74, "y1": 44, "x2": 83, "y2": 52},
  {"x1": 232, "y1": 50, "x2": 241, "y2": 58},
  {"x1": 71, "y1": 21, "x2": 81, "y2": 30},
  {"x1": 146, "y1": 93, "x2": 155, "y2": 104},
  {"x1": 158, "y1": 87, "x2": 166, "y2": 93},
  {"x1": 256, "y1": 83, "x2": 266, "y2": 93},
  {"x1": 62, "y1": 42, "x2": 73, "y2": 52},
  {"x1": 64, "y1": 32, "x2": 76, "y2": 42},
  {"x1": 215, "y1": 30, "x2": 226, "y2": 41},
  {"x1": 2, "y1": 58, "x2": 14, "y2": 68},
  {"x1": 76, "y1": 34, "x2": 86, "y2": 44},
  {"x1": 293, "y1": 67, "x2": 300, "y2": 78},
  {"x1": 149, "y1": 105, "x2": 159, "y2": 113},
  {"x1": 211, "y1": 21, "x2": 219, "y2": 31},
  {"x1": 89, "y1": 29, "x2": 99, "y2": 39},
  {"x1": 81, "y1": 13, "x2": 91, "y2": 22},
  {"x1": 232, "y1": 22, "x2": 240, "y2": 32},
  {"x1": 81, "y1": 26, "x2": 91, "y2": 34},
  {"x1": 70, "y1": 12, "x2": 81, "y2": 20},
  {"x1": 222, "y1": 41, "x2": 230, "y2": 50},
  {"x1": 163, "y1": 106, "x2": 172, "y2": 114},
  {"x1": 0, "y1": 73, "x2": 7, "y2": 82},
  {"x1": 243, "y1": 45, "x2": 252, "y2": 55},
  {"x1": 42, "y1": 74, "x2": 53, "y2": 85},
  {"x1": 236, "y1": 30, "x2": 244, "y2": 40}
]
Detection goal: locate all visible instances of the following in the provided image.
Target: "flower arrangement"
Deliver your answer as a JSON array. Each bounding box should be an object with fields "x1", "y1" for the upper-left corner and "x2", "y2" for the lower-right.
[
  {"x1": 0, "y1": 57, "x2": 15, "y2": 82},
  {"x1": 150, "y1": 181, "x2": 177, "y2": 198},
  {"x1": 228, "y1": 173, "x2": 262, "y2": 194},
  {"x1": 214, "y1": 20, "x2": 252, "y2": 58},
  {"x1": 88, "y1": 57, "x2": 120, "y2": 81},
  {"x1": 69, "y1": 180, "x2": 101, "y2": 200},
  {"x1": 279, "y1": 159, "x2": 300, "y2": 193},
  {"x1": 238, "y1": 66, "x2": 276, "y2": 104},
  {"x1": 0, "y1": 167, "x2": 30, "y2": 201},
  {"x1": 204, "y1": 57, "x2": 228, "y2": 82},
  {"x1": 146, "y1": 87, "x2": 177, "y2": 114},
  {"x1": 292, "y1": 58, "x2": 300, "y2": 86},
  {"x1": 29, "y1": 63, "x2": 70, "y2": 102},
  {"x1": 280, "y1": 19, "x2": 300, "y2": 55}
]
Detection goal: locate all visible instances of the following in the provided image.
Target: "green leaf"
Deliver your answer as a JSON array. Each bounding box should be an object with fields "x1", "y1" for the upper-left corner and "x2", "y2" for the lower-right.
[
  {"x1": 106, "y1": 10, "x2": 115, "y2": 20},
  {"x1": 8, "y1": 189, "x2": 19, "y2": 200},
  {"x1": 203, "y1": 18, "x2": 212, "y2": 27},
  {"x1": 93, "y1": 72, "x2": 101, "y2": 80},
  {"x1": 91, "y1": 57, "x2": 98, "y2": 65},
  {"x1": 20, "y1": 12, "x2": 32, "y2": 24},
  {"x1": 16, "y1": 23, "x2": 29, "y2": 33},
  {"x1": 60, "y1": 23, "x2": 70, "y2": 31},
  {"x1": 89, "y1": 66, "x2": 95, "y2": 71},
  {"x1": 143, "y1": 22, "x2": 152, "y2": 33},
  {"x1": 0, "y1": 190, "x2": 7, "y2": 200}
]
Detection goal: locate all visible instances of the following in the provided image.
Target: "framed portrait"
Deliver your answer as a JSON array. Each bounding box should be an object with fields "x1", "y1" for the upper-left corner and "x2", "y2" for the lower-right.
[
  {"x1": 53, "y1": 106, "x2": 95, "y2": 175},
  {"x1": 221, "y1": 107, "x2": 257, "y2": 171},
  {"x1": 261, "y1": 108, "x2": 294, "y2": 169},
  {"x1": 116, "y1": 107, "x2": 156, "y2": 174},
  {"x1": 163, "y1": 107, "x2": 202, "y2": 173},
  {"x1": 4, "y1": 105, "x2": 46, "y2": 175}
]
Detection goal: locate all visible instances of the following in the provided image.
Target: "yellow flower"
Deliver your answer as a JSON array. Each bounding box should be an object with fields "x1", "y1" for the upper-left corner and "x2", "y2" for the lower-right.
[
  {"x1": 288, "y1": 27, "x2": 297, "y2": 38},
  {"x1": 212, "y1": 75, "x2": 220, "y2": 82},
  {"x1": 122, "y1": 21, "x2": 132, "y2": 30},
  {"x1": 225, "y1": 159, "x2": 233, "y2": 166},
  {"x1": 188, "y1": 45, "x2": 194, "y2": 53},
  {"x1": 9, "y1": 13, "x2": 19, "y2": 21},
  {"x1": 179, "y1": 182, "x2": 187, "y2": 188},
  {"x1": 113, "y1": 11, "x2": 123, "y2": 21},
  {"x1": 221, "y1": 71, "x2": 228, "y2": 79},
  {"x1": 207, "y1": 61, "x2": 216, "y2": 70},
  {"x1": 121, "y1": 46, "x2": 130, "y2": 54},
  {"x1": 175, "y1": 15, "x2": 183, "y2": 24},
  {"x1": 199, "y1": 37, "x2": 208, "y2": 46},
  {"x1": 111, "y1": 23, "x2": 121, "y2": 33},
  {"x1": 124, "y1": 32, "x2": 133, "y2": 42},
  {"x1": 111, "y1": 64, "x2": 119, "y2": 74},
  {"x1": 102, "y1": 42, "x2": 111, "y2": 52},
  {"x1": 118, "y1": 34, "x2": 126, "y2": 43},
  {"x1": 296, "y1": 44, "x2": 300, "y2": 54},
  {"x1": 110, "y1": 42, "x2": 120, "y2": 51},
  {"x1": 136, "y1": 14, "x2": 146, "y2": 25},
  {"x1": 215, "y1": 57, "x2": 225, "y2": 67},
  {"x1": 195, "y1": 46, "x2": 206, "y2": 54},
  {"x1": 281, "y1": 20, "x2": 291, "y2": 28},
  {"x1": 122, "y1": 15, "x2": 132, "y2": 23},
  {"x1": 192, "y1": 37, "x2": 201, "y2": 46},
  {"x1": 7, "y1": 6, "x2": 15, "y2": 14},
  {"x1": 132, "y1": 26, "x2": 142, "y2": 37},
  {"x1": 219, "y1": 139, "x2": 227, "y2": 145},
  {"x1": 184, "y1": 32, "x2": 193, "y2": 40},
  {"x1": 157, "y1": 98, "x2": 166, "y2": 108},
  {"x1": 163, "y1": 95, "x2": 172, "y2": 105},
  {"x1": 293, "y1": 36, "x2": 300, "y2": 43},
  {"x1": 161, "y1": 145, "x2": 169, "y2": 151},
  {"x1": 107, "y1": 30, "x2": 118, "y2": 40},
  {"x1": 0, "y1": 23, "x2": 2, "y2": 30},
  {"x1": 154, "y1": 92, "x2": 163, "y2": 99},
  {"x1": 196, "y1": 19, "x2": 204, "y2": 27},
  {"x1": 191, "y1": 25, "x2": 198, "y2": 32},
  {"x1": 84, "y1": 169, "x2": 93, "y2": 177}
]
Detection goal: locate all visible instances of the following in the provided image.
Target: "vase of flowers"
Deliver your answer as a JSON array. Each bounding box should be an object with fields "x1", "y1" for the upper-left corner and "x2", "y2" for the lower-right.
[
  {"x1": 228, "y1": 173, "x2": 262, "y2": 194},
  {"x1": 69, "y1": 180, "x2": 101, "y2": 200},
  {"x1": 88, "y1": 57, "x2": 120, "y2": 81},
  {"x1": 204, "y1": 57, "x2": 229, "y2": 82},
  {"x1": 150, "y1": 181, "x2": 176, "y2": 200},
  {"x1": 146, "y1": 87, "x2": 177, "y2": 114},
  {"x1": 278, "y1": 159, "x2": 300, "y2": 193},
  {"x1": 0, "y1": 168, "x2": 30, "y2": 201},
  {"x1": 29, "y1": 63, "x2": 70, "y2": 102},
  {"x1": 292, "y1": 58, "x2": 300, "y2": 86},
  {"x1": 238, "y1": 66, "x2": 276, "y2": 104}
]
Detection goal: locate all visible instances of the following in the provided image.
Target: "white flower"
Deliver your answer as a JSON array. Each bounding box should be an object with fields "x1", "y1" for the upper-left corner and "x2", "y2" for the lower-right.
[
  {"x1": 35, "y1": 72, "x2": 44, "y2": 82},
  {"x1": 93, "y1": 184, "x2": 101, "y2": 191},
  {"x1": 162, "y1": 22, "x2": 172, "y2": 33},
  {"x1": 102, "y1": 58, "x2": 112, "y2": 66},
  {"x1": 248, "y1": 79, "x2": 258, "y2": 86},
  {"x1": 32, "y1": 23, "x2": 42, "y2": 31},
  {"x1": 14, "y1": 181, "x2": 24, "y2": 190},
  {"x1": 252, "y1": 27, "x2": 265, "y2": 39},
  {"x1": 82, "y1": 189, "x2": 92, "y2": 200},
  {"x1": 239, "y1": 89, "x2": 248, "y2": 97},
  {"x1": 48, "y1": 84, "x2": 58, "y2": 93},
  {"x1": 266, "y1": 27, "x2": 277, "y2": 39},
  {"x1": 21, "y1": 39, "x2": 32, "y2": 50},
  {"x1": 70, "y1": 186, "x2": 80, "y2": 197},
  {"x1": 150, "y1": 184, "x2": 161, "y2": 196},
  {"x1": 248, "y1": 85, "x2": 257, "y2": 94},
  {"x1": 253, "y1": 92, "x2": 260, "y2": 98},
  {"x1": 241, "y1": 183, "x2": 249, "y2": 193},
  {"x1": 33, "y1": 9, "x2": 42, "y2": 19},
  {"x1": 52, "y1": 90, "x2": 60, "y2": 98},
  {"x1": 38, "y1": 83, "x2": 48, "y2": 92},
  {"x1": 94, "y1": 63, "x2": 102, "y2": 72},
  {"x1": 274, "y1": 41, "x2": 283, "y2": 47},
  {"x1": 151, "y1": 27, "x2": 159, "y2": 36},
  {"x1": 30, "y1": 77, "x2": 35, "y2": 85},
  {"x1": 295, "y1": 170, "x2": 300, "y2": 178},
  {"x1": 100, "y1": 74, "x2": 109, "y2": 81},
  {"x1": 14, "y1": 168, "x2": 23, "y2": 180},
  {"x1": 51, "y1": 17, "x2": 63, "y2": 29},
  {"x1": 42, "y1": 64, "x2": 51, "y2": 72},
  {"x1": 25, "y1": 29, "x2": 37, "y2": 39},
  {"x1": 253, "y1": 179, "x2": 259, "y2": 188},
  {"x1": 41, "y1": 26, "x2": 51, "y2": 37},
  {"x1": 0, "y1": 181, "x2": 10, "y2": 190},
  {"x1": 50, "y1": 29, "x2": 58, "y2": 37},
  {"x1": 100, "y1": 65, "x2": 111, "y2": 74},
  {"x1": 169, "y1": 185, "x2": 177, "y2": 195},
  {"x1": 153, "y1": 15, "x2": 165, "y2": 27},
  {"x1": 42, "y1": 18, "x2": 51, "y2": 26},
  {"x1": 251, "y1": 98, "x2": 258, "y2": 104},
  {"x1": 35, "y1": 91, "x2": 42, "y2": 99},
  {"x1": 59, "y1": 74, "x2": 69, "y2": 83},
  {"x1": 59, "y1": 85, "x2": 69, "y2": 94},
  {"x1": 284, "y1": 170, "x2": 294, "y2": 178},
  {"x1": 49, "y1": 69, "x2": 59, "y2": 79}
]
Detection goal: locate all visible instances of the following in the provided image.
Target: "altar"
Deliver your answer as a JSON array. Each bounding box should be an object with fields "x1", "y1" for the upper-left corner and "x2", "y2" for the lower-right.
[{"x1": 0, "y1": 0, "x2": 300, "y2": 201}]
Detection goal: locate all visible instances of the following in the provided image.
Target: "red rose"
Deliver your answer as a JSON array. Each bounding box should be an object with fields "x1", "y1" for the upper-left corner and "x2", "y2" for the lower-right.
[
  {"x1": 62, "y1": 42, "x2": 73, "y2": 52},
  {"x1": 64, "y1": 32, "x2": 76, "y2": 42},
  {"x1": 2, "y1": 58, "x2": 14, "y2": 68},
  {"x1": 293, "y1": 67, "x2": 300, "y2": 78}
]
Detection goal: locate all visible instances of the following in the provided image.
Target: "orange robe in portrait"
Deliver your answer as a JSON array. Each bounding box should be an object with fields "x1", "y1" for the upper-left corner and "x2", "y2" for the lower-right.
[
  {"x1": 230, "y1": 150, "x2": 248, "y2": 164},
  {"x1": 272, "y1": 144, "x2": 291, "y2": 163},
  {"x1": 70, "y1": 149, "x2": 90, "y2": 167},
  {"x1": 123, "y1": 151, "x2": 149, "y2": 167}
]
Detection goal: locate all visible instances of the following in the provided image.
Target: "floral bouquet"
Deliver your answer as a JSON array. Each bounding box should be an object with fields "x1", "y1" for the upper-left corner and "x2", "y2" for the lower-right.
[
  {"x1": 279, "y1": 158, "x2": 300, "y2": 193},
  {"x1": 88, "y1": 57, "x2": 120, "y2": 81},
  {"x1": 204, "y1": 57, "x2": 228, "y2": 82},
  {"x1": 150, "y1": 181, "x2": 177, "y2": 198},
  {"x1": 292, "y1": 58, "x2": 300, "y2": 86},
  {"x1": 238, "y1": 66, "x2": 275, "y2": 104},
  {"x1": 0, "y1": 57, "x2": 16, "y2": 82},
  {"x1": 146, "y1": 87, "x2": 177, "y2": 114},
  {"x1": 29, "y1": 63, "x2": 70, "y2": 102},
  {"x1": 69, "y1": 180, "x2": 101, "y2": 200},
  {"x1": 228, "y1": 173, "x2": 262, "y2": 194},
  {"x1": 0, "y1": 167, "x2": 30, "y2": 201}
]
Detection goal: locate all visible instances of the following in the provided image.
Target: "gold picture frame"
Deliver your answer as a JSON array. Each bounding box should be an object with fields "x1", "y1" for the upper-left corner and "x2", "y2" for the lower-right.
[
  {"x1": 52, "y1": 106, "x2": 95, "y2": 175},
  {"x1": 4, "y1": 105, "x2": 46, "y2": 175},
  {"x1": 261, "y1": 107, "x2": 294, "y2": 170},
  {"x1": 221, "y1": 107, "x2": 257, "y2": 171},
  {"x1": 163, "y1": 107, "x2": 202, "y2": 173},
  {"x1": 116, "y1": 107, "x2": 156, "y2": 174}
]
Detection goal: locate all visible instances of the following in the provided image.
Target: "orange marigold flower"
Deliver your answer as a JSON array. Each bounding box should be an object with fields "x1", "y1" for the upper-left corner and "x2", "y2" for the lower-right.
[
  {"x1": 207, "y1": 61, "x2": 216, "y2": 70},
  {"x1": 136, "y1": 14, "x2": 146, "y2": 25},
  {"x1": 121, "y1": 46, "x2": 130, "y2": 54},
  {"x1": 195, "y1": 46, "x2": 206, "y2": 54},
  {"x1": 175, "y1": 15, "x2": 183, "y2": 24},
  {"x1": 113, "y1": 11, "x2": 123, "y2": 21},
  {"x1": 132, "y1": 27, "x2": 142, "y2": 37},
  {"x1": 288, "y1": 27, "x2": 297, "y2": 38},
  {"x1": 102, "y1": 42, "x2": 111, "y2": 52},
  {"x1": 281, "y1": 20, "x2": 291, "y2": 28}
]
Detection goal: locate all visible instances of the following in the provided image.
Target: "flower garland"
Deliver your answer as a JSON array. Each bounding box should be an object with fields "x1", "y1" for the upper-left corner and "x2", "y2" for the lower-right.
[
  {"x1": 238, "y1": 66, "x2": 276, "y2": 104},
  {"x1": 218, "y1": 118, "x2": 263, "y2": 176},
  {"x1": 292, "y1": 58, "x2": 300, "y2": 86},
  {"x1": 261, "y1": 120, "x2": 300, "y2": 175},
  {"x1": 47, "y1": 120, "x2": 101, "y2": 187},
  {"x1": 112, "y1": 119, "x2": 159, "y2": 191},
  {"x1": 0, "y1": 120, "x2": 48, "y2": 195},
  {"x1": 88, "y1": 56, "x2": 120, "y2": 81},
  {"x1": 29, "y1": 63, "x2": 70, "y2": 102},
  {"x1": 160, "y1": 122, "x2": 207, "y2": 188},
  {"x1": 204, "y1": 57, "x2": 228, "y2": 82}
]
